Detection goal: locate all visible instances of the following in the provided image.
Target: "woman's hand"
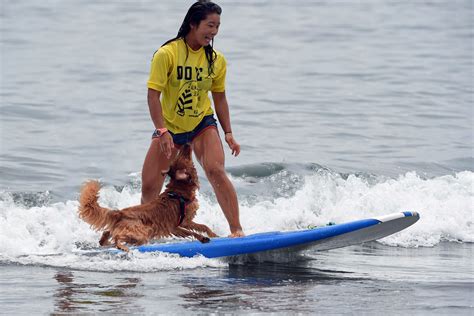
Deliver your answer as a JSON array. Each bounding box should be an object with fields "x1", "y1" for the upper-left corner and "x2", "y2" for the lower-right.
[
  {"x1": 159, "y1": 132, "x2": 174, "y2": 159},
  {"x1": 224, "y1": 133, "x2": 240, "y2": 157}
]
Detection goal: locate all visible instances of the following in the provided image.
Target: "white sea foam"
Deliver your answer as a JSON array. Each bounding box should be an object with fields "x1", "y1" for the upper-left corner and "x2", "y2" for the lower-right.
[
  {"x1": 0, "y1": 171, "x2": 472, "y2": 270},
  {"x1": 0, "y1": 189, "x2": 224, "y2": 271},
  {"x1": 234, "y1": 170, "x2": 473, "y2": 247}
]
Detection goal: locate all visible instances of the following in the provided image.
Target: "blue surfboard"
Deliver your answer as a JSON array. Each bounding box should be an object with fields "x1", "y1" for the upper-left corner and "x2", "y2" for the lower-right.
[{"x1": 125, "y1": 211, "x2": 419, "y2": 258}]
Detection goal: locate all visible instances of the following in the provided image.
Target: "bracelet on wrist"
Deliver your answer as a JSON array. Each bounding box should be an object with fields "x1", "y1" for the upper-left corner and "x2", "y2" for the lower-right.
[{"x1": 155, "y1": 128, "x2": 168, "y2": 137}]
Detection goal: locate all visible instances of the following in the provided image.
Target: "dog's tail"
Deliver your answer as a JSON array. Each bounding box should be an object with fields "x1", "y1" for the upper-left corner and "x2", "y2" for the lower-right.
[{"x1": 78, "y1": 180, "x2": 115, "y2": 231}]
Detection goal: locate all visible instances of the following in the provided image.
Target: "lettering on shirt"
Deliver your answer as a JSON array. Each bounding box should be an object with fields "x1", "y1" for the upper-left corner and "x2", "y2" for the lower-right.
[
  {"x1": 175, "y1": 66, "x2": 207, "y2": 117},
  {"x1": 177, "y1": 66, "x2": 203, "y2": 81}
]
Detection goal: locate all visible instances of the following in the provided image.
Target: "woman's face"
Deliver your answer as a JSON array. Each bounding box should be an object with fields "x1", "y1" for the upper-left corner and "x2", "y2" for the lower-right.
[{"x1": 190, "y1": 13, "x2": 221, "y2": 47}]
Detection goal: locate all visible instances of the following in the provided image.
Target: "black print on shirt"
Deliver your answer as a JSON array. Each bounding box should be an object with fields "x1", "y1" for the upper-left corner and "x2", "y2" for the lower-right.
[
  {"x1": 176, "y1": 84, "x2": 204, "y2": 118},
  {"x1": 177, "y1": 88, "x2": 193, "y2": 116},
  {"x1": 195, "y1": 67, "x2": 202, "y2": 81},
  {"x1": 175, "y1": 66, "x2": 206, "y2": 117},
  {"x1": 177, "y1": 66, "x2": 203, "y2": 81}
]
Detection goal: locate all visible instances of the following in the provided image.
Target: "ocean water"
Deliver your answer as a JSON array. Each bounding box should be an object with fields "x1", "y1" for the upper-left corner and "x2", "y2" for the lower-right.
[{"x1": 1, "y1": 0, "x2": 473, "y2": 314}]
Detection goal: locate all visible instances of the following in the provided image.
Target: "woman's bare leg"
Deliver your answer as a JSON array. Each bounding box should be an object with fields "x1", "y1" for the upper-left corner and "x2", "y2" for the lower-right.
[
  {"x1": 141, "y1": 138, "x2": 177, "y2": 204},
  {"x1": 192, "y1": 128, "x2": 244, "y2": 237}
]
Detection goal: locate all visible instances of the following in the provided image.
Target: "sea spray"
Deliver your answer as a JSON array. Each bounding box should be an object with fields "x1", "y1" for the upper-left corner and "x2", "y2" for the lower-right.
[{"x1": 1, "y1": 169, "x2": 472, "y2": 270}]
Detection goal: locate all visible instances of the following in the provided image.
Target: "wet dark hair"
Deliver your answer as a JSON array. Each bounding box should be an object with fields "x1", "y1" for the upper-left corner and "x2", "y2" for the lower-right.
[{"x1": 162, "y1": 1, "x2": 222, "y2": 76}]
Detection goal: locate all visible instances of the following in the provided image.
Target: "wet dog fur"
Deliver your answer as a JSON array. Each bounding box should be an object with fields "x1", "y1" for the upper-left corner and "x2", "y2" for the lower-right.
[{"x1": 78, "y1": 144, "x2": 217, "y2": 251}]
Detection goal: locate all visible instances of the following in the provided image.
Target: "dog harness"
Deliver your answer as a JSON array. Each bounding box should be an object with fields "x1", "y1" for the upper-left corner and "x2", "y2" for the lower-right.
[{"x1": 167, "y1": 192, "x2": 189, "y2": 226}]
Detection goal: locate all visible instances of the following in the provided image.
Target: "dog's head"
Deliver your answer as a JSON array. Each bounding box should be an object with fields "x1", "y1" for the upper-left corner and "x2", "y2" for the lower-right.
[{"x1": 164, "y1": 144, "x2": 199, "y2": 188}]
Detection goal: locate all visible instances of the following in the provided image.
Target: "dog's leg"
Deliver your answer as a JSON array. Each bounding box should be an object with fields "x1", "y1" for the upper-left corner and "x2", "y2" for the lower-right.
[
  {"x1": 99, "y1": 231, "x2": 111, "y2": 246},
  {"x1": 180, "y1": 221, "x2": 218, "y2": 238},
  {"x1": 172, "y1": 226, "x2": 210, "y2": 243},
  {"x1": 114, "y1": 238, "x2": 130, "y2": 252}
]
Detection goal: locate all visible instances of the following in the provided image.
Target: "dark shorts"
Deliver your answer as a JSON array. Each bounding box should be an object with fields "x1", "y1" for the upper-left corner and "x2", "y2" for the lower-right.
[{"x1": 152, "y1": 115, "x2": 218, "y2": 146}]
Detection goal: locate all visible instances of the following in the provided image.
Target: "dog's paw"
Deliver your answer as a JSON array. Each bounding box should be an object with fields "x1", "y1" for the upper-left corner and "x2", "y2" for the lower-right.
[{"x1": 116, "y1": 243, "x2": 130, "y2": 252}]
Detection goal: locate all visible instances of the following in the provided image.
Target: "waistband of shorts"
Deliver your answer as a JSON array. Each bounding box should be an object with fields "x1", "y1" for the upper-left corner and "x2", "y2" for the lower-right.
[{"x1": 152, "y1": 115, "x2": 218, "y2": 145}]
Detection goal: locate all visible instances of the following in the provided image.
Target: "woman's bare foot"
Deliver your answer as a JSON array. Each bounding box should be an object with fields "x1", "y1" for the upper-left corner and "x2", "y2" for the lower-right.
[{"x1": 228, "y1": 229, "x2": 245, "y2": 238}]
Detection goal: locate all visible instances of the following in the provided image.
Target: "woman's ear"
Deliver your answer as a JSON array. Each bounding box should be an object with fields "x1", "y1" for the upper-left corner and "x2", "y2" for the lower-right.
[{"x1": 190, "y1": 21, "x2": 198, "y2": 30}]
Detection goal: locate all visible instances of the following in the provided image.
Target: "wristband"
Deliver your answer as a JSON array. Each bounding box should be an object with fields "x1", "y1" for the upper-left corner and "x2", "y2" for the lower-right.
[
  {"x1": 224, "y1": 131, "x2": 232, "y2": 134},
  {"x1": 155, "y1": 128, "x2": 168, "y2": 137}
]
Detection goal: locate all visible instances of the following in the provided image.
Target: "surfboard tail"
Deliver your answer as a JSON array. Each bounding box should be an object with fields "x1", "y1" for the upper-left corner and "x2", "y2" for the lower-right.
[{"x1": 78, "y1": 180, "x2": 115, "y2": 231}]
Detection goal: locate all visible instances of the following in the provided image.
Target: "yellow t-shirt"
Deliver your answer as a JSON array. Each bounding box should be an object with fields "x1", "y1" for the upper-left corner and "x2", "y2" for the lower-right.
[{"x1": 147, "y1": 39, "x2": 227, "y2": 133}]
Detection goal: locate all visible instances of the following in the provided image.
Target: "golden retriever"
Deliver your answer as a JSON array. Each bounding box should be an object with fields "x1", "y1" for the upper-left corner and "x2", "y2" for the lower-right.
[{"x1": 78, "y1": 144, "x2": 217, "y2": 251}]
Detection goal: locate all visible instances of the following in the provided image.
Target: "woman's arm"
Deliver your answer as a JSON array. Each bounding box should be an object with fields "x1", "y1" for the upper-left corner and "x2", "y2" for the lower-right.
[
  {"x1": 147, "y1": 88, "x2": 165, "y2": 129},
  {"x1": 148, "y1": 88, "x2": 173, "y2": 158},
  {"x1": 212, "y1": 91, "x2": 240, "y2": 157}
]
